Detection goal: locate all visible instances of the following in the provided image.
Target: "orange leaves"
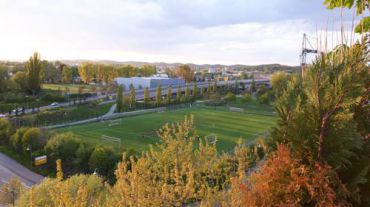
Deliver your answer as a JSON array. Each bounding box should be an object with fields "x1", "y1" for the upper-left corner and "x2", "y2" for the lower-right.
[{"x1": 231, "y1": 144, "x2": 350, "y2": 206}]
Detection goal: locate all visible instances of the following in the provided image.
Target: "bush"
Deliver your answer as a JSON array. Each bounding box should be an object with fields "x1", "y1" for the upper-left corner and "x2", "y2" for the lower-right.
[
  {"x1": 241, "y1": 93, "x2": 252, "y2": 103},
  {"x1": 0, "y1": 118, "x2": 11, "y2": 144},
  {"x1": 204, "y1": 92, "x2": 226, "y2": 106},
  {"x1": 224, "y1": 92, "x2": 236, "y2": 102},
  {"x1": 89, "y1": 147, "x2": 118, "y2": 182},
  {"x1": 258, "y1": 93, "x2": 269, "y2": 104},
  {"x1": 10, "y1": 128, "x2": 27, "y2": 152},
  {"x1": 22, "y1": 128, "x2": 44, "y2": 152},
  {"x1": 45, "y1": 133, "x2": 81, "y2": 174}
]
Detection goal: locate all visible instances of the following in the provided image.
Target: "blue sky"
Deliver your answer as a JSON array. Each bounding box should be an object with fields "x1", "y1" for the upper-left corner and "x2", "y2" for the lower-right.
[{"x1": 0, "y1": 0, "x2": 362, "y2": 65}]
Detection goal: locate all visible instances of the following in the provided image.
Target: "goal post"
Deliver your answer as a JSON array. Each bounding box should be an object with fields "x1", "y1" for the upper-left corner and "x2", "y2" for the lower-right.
[
  {"x1": 101, "y1": 135, "x2": 122, "y2": 152},
  {"x1": 229, "y1": 107, "x2": 244, "y2": 113},
  {"x1": 107, "y1": 119, "x2": 121, "y2": 127},
  {"x1": 205, "y1": 134, "x2": 218, "y2": 145}
]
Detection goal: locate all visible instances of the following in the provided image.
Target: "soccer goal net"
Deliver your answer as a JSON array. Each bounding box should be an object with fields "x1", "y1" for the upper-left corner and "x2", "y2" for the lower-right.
[
  {"x1": 205, "y1": 134, "x2": 218, "y2": 145},
  {"x1": 107, "y1": 119, "x2": 121, "y2": 127},
  {"x1": 229, "y1": 107, "x2": 245, "y2": 113},
  {"x1": 101, "y1": 135, "x2": 122, "y2": 152}
]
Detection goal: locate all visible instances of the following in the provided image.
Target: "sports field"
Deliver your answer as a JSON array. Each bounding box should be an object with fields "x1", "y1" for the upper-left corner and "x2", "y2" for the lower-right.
[{"x1": 56, "y1": 106, "x2": 277, "y2": 152}]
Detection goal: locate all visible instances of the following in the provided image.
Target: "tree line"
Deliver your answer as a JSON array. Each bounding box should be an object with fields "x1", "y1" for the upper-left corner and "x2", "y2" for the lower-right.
[{"x1": 77, "y1": 63, "x2": 156, "y2": 84}]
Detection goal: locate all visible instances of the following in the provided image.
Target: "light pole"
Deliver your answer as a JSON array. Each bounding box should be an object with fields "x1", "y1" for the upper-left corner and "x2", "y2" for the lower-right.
[
  {"x1": 93, "y1": 168, "x2": 98, "y2": 175},
  {"x1": 26, "y1": 145, "x2": 32, "y2": 165}
]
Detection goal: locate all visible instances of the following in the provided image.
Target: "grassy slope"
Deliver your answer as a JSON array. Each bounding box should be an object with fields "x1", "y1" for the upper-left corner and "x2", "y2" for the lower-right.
[{"x1": 56, "y1": 106, "x2": 276, "y2": 152}]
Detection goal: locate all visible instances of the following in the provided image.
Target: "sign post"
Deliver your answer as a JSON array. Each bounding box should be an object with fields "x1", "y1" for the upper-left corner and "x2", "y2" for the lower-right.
[{"x1": 34, "y1": 155, "x2": 47, "y2": 166}]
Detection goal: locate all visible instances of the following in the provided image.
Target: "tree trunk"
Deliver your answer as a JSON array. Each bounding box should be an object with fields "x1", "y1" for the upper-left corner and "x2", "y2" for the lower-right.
[{"x1": 318, "y1": 113, "x2": 330, "y2": 162}]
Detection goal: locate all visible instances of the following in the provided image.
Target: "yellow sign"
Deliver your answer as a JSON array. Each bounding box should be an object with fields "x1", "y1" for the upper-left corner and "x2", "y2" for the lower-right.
[{"x1": 34, "y1": 155, "x2": 47, "y2": 166}]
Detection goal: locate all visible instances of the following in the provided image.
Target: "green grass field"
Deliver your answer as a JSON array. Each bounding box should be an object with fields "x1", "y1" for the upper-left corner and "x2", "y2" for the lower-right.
[{"x1": 56, "y1": 106, "x2": 277, "y2": 152}]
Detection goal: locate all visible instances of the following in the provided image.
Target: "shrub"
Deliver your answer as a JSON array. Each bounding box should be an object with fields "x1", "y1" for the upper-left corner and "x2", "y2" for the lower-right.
[
  {"x1": 10, "y1": 128, "x2": 27, "y2": 152},
  {"x1": 45, "y1": 133, "x2": 81, "y2": 174},
  {"x1": 258, "y1": 93, "x2": 269, "y2": 104},
  {"x1": 0, "y1": 118, "x2": 11, "y2": 144},
  {"x1": 241, "y1": 93, "x2": 252, "y2": 103},
  {"x1": 89, "y1": 147, "x2": 118, "y2": 182},
  {"x1": 224, "y1": 92, "x2": 236, "y2": 102},
  {"x1": 22, "y1": 128, "x2": 44, "y2": 152}
]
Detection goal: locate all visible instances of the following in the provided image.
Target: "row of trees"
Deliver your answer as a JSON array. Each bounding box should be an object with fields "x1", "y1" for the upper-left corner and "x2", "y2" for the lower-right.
[
  {"x1": 78, "y1": 63, "x2": 156, "y2": 84},
  {"x1": 115, "y1": 80, "x2": 252, "y2": 112},
  {"x1": 0, "y1": 53, "x2": 74, "y2": 104},
  {"x1": 116, "y1": 83, "x2": 201, "y2": 113}
]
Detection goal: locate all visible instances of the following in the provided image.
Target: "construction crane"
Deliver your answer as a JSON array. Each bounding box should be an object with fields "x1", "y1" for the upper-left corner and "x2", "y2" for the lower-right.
[{"x1": 300, "y1": 33, "x2": 318, "y2": 77}]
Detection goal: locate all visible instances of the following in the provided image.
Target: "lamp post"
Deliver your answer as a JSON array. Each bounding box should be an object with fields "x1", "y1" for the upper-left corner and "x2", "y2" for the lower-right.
[
  {"x1": 26, "y1": 145, "x2": 32, "y2": 165},
  {"x1": 93, "y1": 168, "x2": 98, "y2": 175}
]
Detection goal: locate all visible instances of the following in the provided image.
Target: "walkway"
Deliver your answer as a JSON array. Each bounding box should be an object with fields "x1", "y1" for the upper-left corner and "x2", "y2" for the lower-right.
[{"x1": 0, "y1": 152, "x2": 44, "y2": 188}]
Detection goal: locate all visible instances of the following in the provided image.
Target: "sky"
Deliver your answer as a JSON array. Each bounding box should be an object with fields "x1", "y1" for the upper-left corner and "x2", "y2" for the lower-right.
[{"x1": 0, "y1": 0, "x2": 363, "y2": 65}]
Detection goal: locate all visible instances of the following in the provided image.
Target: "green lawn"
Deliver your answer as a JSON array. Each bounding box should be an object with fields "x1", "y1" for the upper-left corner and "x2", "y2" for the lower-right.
[{"x1": 55, "y1": 106, "x2": 277, "y2": 152}]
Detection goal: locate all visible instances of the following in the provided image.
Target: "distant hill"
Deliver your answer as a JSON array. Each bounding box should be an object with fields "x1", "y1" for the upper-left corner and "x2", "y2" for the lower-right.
[
  {"x1": 57, "y1": 60, "x2": 300, "y2": 73},
  {"x1": 1, "y1": 59, "x2": 300, "y2": 73}
]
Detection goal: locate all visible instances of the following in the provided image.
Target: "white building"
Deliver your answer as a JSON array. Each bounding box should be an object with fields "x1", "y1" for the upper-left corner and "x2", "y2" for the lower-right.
[
  {"x1": 208, "y1": 67, "x2": 216, "y2": 73},
  {"x1": 115, "y1": 74, "x2": 185, "y2": 90}
]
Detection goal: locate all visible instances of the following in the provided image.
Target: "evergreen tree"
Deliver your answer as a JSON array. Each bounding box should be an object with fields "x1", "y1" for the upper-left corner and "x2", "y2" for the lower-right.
[
  {"x1": 200, "y1": 86, "x2": 205, "y2": 97},
  {"x1": 192, "y1": 82, "x2": 198, "y2": 98},
  {"x1": 234, "y1": 80, "x2": 238, "y2": 94},
  {"x1": 156, "y1": 85, "x2": 162, "y2": 106},
  {"x1": 166, "y1": 86, "x2": 172, "y2": 105},
  {"x1": 176, "y1": 86, "x2": 181, "y2": 103},
  {"x1": 270, "y1": 42, "x2": 370, "y2": 204},
  {"x1": 116, "y1": 85, "x2": 123, "y2": 112},
  {"x1": 250, "y1": 77, "x2": 256, "y2": 92},
  {"x1": 185, "y1": 85, "x2": 190, "y2": 101},
  {"x1": 129, "y1": 87, "x2": 136, "y2": 108},
  {"x1": 212, "y1": 81, "x2": 217, "y2": 93},
  {"x1": 144, "y1": 87, "x2": 149, "y2": 106}
]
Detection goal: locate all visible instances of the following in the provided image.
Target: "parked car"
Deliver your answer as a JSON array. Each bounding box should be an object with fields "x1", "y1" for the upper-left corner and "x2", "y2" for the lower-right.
[
  {"x1": 50, "y1": 102, "x2": 59, "y2": 106},
  {"x1": 12, "y1": 108, "x2": 23, "y2": 113}
]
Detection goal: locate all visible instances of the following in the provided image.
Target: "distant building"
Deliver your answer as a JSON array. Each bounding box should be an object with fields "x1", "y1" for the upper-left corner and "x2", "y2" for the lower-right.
[
  {"x1": 208, "y1": 67, "x2": 216, "y2": 73},
  {"x1": 115, "y1": 74, "x2": 185, "y2": 90}
]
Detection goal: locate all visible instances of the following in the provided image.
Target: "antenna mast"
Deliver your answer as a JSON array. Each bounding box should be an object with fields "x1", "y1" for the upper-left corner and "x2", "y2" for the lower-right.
[{"x1": 300, "y1": 33, "x2": 318, "y2": 77}]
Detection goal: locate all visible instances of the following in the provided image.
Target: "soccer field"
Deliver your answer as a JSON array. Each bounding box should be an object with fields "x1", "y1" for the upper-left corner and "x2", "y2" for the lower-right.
[{"x1": 56, "y1": 107, "x2": 277, "y2": 152}]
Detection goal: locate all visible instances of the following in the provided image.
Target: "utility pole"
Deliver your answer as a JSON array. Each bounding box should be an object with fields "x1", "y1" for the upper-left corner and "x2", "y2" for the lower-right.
[{"x1": 300, "y1": 33, "x2": 318, "y2": 77}]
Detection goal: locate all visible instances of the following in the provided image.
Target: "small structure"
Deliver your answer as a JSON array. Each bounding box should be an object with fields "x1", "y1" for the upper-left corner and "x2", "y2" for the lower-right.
[{"x1": 115, "y1": 74, "x2": 185, "y2": 89}]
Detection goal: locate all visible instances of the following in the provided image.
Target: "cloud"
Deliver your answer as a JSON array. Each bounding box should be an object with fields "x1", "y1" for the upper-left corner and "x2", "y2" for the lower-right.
[{"x1": 0, "y1": 0, "x2": 363, "y2": 65}]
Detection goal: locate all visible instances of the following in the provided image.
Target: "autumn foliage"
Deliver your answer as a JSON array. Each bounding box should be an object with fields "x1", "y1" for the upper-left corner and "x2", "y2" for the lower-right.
[{"x1": 230, "y1": 144, "x2": 350, "y2": 206}]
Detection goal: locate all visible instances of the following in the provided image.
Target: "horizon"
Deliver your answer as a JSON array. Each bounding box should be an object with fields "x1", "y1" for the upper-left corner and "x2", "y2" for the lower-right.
[
  {"x1": 0, "y1": 58, "x2": 301, "y2": 67},
  {"x1": 0, "y1": 0, "x2": 363, "y2": 65}
]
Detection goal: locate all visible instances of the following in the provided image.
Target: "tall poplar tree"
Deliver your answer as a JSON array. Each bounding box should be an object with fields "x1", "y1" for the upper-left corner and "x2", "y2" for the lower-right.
[
  {"x1": 176, "y1": 86, "x2": 181, "y2": 103},
  {"x1": 26, "y1": 52, "x2": 42, "y2": 95},
  {"x1": 156, "y1": 85, "x2": 162, "y2": 106},
  {"x1": 129, "y1": 87, "x2": 136, "y2": 108},
  {"x1": 166, "y1": 86, "x2": 172, "y2": 105},
  {"x1": 116, "y1": 85, "x2": 123, "y2": 112},
  {"x1": 192, "y1": 82, "x2": 197, "y2": 98},
  {"x1": 144, "y1": 87, "x2": 149, "y2": 106}
]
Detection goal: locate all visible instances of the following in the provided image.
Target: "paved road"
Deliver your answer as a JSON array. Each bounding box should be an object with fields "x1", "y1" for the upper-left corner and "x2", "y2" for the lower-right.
[{"x1": 0, "y1": 153, "x2": 44, "y2": 188}]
